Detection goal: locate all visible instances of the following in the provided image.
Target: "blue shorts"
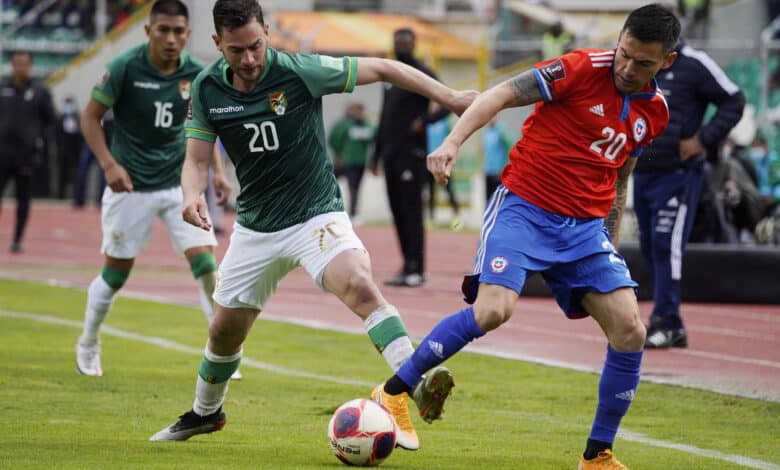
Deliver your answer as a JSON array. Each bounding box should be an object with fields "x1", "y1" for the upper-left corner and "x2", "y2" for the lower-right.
[{"x1": 462, "y1": 186, "x2": 637, "y2": 319}]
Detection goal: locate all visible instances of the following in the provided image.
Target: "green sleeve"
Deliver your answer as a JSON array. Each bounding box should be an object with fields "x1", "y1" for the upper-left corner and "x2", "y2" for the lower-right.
[
  {"x1": 285, "y1": 53, "x2": 358, "y2": 98},
  {"x1": 184, "y1": 75, "x2": 217, "y2": 142},
  {"x1": 90, "y1": 55, "x2": 128, "y2": 107}
]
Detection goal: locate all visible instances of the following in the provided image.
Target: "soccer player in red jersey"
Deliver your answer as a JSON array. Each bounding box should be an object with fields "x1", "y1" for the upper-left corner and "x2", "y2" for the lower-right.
[{"x1": 372, "y1": 4, "x2": 680, "y2": 469}]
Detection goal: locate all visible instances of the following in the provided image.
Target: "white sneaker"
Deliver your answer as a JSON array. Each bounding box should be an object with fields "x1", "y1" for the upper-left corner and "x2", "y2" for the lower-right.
[
  {"x1": 76, "y1": 339, "x2": 103, "y2": 376},
  {"x1": 230, "y1": 369, "x2": 243, "y2": 380}
]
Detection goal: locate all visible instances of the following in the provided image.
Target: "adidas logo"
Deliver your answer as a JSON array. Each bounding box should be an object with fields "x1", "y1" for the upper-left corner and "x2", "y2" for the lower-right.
[
  {"x1": 427, "y1": 340, "x2": 444, "y2": 359},
  {"x1": 589, "y1": 104, "x2": 605, "y2": 117},
  {"x1": 615, "y1": 389, "x2": 636, "y2": 401},
  {"x1": 667, "y1": 196, "x2": 679, "y2": 208}
]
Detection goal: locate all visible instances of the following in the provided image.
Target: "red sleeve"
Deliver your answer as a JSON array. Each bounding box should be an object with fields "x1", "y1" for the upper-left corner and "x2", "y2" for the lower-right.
[{"x1": 532, "y1": 50, "x2": 592, "y2": 103}]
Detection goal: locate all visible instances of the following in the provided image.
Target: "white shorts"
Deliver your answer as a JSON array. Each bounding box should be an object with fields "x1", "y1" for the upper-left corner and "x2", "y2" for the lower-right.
[
  {"x1": 213, "y1": 211, "x2": 366, "y2": 310},
  {"x1": 100, "y1": 186, "x2": 217, "y2": 259}
]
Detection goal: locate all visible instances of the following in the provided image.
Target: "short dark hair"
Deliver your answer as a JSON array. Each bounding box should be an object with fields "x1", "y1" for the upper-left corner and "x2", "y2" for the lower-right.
[
  {"x1": 394, "y1": 28, "x2": 415, "y2": 39},
  {"x1": 213, "y1": 0, "x2": 265, "y2": 34},
  {"x1": 10, "y1": 50, "x2": 32, "y2": 61},
  {"x1": 622, "y1": 3, "x2": 681, "y2": 53},
  {"x1": 150, "y1": 0, "x2": 188, "y2": 19}
]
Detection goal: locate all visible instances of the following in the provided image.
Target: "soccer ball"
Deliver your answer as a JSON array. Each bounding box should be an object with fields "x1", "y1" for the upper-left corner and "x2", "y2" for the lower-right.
[{"x1": 328, "y1": 398, "x2": 397, "y2": 466}]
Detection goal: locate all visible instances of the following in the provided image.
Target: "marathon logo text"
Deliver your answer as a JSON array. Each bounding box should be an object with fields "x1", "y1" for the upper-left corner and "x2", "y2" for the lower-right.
[{"x1": 209, "y1": 105, "x2": 245, "y2": 114}]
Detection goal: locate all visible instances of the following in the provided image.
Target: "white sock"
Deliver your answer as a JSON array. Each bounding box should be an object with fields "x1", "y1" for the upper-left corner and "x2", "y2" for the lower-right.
[
  {"x1": 196, "y1": 272, "x2": 217, "y2": 324},
  {"x1": 192, "y1": 346, "x2": 242, "y2": 416},
  {"x1": 81, "y1": 275, "x2": 117, "y2": 343},
  {"x1": 364, "y1": 305, "x2": 415, "y2": 372}
]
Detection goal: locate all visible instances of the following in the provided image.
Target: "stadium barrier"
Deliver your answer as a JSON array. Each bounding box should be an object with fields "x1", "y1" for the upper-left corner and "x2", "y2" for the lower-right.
[{"x1": 522, "y1": 241, "x2": 780, "y2": 304}]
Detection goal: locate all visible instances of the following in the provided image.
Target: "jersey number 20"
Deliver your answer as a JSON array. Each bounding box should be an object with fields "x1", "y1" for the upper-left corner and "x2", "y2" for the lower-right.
[
  {"x1": 244, "y1": 122, "x2": 280, "y2": 153},
  {"x1": 589, "y1": 126, "x2": 627, "y2": 161}
]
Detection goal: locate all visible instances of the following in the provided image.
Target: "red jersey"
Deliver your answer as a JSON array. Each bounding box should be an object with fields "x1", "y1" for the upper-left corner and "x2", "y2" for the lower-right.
[{"x1": 501, "y1": 49, "x2": 669, "y2": 218}]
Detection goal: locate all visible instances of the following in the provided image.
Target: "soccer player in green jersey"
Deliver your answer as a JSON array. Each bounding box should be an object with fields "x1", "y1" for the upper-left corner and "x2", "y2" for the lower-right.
[
  {"x1": 149, "y1": 0, "x2": 476, "y2": 449},
  {"x1": 76, "y1": 0, "x2": 233, "y2": 378}
]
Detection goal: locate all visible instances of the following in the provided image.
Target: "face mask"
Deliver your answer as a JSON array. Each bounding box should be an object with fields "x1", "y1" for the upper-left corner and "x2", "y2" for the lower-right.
[
  {"x1": 751, "y1": 148, "x2": 765, "y2": 160},
  {"x1": 395, "y1": 51, "x2": 414, "y2": 63},
  {"x1": 63, "y1": 103, "x2": 74, "y2": 113}
]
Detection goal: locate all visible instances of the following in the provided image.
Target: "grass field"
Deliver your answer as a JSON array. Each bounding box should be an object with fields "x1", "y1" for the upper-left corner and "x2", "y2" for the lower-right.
[{"x1": 0, "y1": 278, "x2": 778, "y2": 469}]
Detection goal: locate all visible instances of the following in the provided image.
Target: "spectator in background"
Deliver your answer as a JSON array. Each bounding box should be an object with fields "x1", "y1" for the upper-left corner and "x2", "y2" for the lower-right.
[
  {"x1": 0, "y1": 50, "x2": 56, "y2": 253},
  {"x1": 328, "y1": 102, "x2": 375, "y2": 225},
  {"x1": 372, "y1": 28, "x2": 449, "y2": 287},
  {"x1": 750, "y1": 133, "x2": 780, "y2": 212},
  {"x1": 541, "y1": 20, "x2": 573, "y2": 61},
  {"x1": 482, "y1": 115, "x2": 512, "y2": 203},
  {"x1": 425, "y1": 115, "x2": 460, "y2": 227},
  {"x1": 56, "y1": 95, "x2": 82, "y2": 199},
  {"x1": 634, "y1": 18, "x2": 745, "y2": 349},
  {"x1": 678, "y1": 0, "x2": 711, "y2": 39},
  {"x1": 711, "y1": 144, "x2": 765, "y2": 241}
]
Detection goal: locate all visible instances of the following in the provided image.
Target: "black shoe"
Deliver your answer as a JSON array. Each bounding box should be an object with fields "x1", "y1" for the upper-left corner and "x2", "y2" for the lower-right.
[
  {"x1": 384, "y1": 272, "x2": 426, "y2": 287},
  {"x1": 645, "y1": 327, "x2": 688, "y2": 348},
  {"x1": 10, "y1": 242, "x2": 22, "y2": 253},
  {"x1": 149, "y1": 407, "x2": 226, "y2": 441}
]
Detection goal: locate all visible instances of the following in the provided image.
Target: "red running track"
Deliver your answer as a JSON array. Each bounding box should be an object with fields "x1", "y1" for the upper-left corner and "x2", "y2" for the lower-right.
[{"x1": 1, "y1": 201, "x2": 778, "y2": 401}]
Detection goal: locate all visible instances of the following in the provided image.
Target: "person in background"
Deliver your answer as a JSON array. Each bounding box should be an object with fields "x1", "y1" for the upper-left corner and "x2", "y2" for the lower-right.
[
  {"x1": 634, "y1": 6, "x2": 745, "y2": 349},
  {"x1": 56, "y1": 96, "x2": 83, "y2": 200},
  {"x1": 482, "y1": 115, "x2": 512, "y2": 203},
  {"x1": 0, "y1": 50, "x2": 56, "y2": 253},
  {"x1": 372, "y1": 27, "x2": 450, "y2": 287},
  {"x1": 328, "y1": 101, "x2": 375, "y2": 225},
  {"x1": 750, "y1": 133, "x2": 780, "y2": 212},
  {"x1": 541, "y1": 20, "x2": 573, "y2": 61},
  {"x1": 425, "y1": 116, "x2": 460, "y2": 227}
]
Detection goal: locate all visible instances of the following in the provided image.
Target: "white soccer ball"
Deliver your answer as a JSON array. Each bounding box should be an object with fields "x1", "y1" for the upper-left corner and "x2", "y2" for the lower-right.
[{"x1": 328, "y1": 398, "x2": 397, "y2": 466}]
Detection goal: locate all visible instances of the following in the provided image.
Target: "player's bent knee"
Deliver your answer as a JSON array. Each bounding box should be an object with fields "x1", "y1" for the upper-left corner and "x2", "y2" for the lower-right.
[
  {"x1": 611, "y1": 319, "x2": 646, "y2": 352},
  {"x1": 473, "y1": 302, "x2": 514, "y2": 332}
]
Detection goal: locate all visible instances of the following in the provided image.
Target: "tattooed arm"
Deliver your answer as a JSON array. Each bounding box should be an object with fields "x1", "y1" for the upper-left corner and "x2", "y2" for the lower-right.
[
  {"x1": 605, "y1": 157, "x2": 638, "y2": 246},
  {"x1": 427, "y1": 69, "x2": 544, "y2": 185}
]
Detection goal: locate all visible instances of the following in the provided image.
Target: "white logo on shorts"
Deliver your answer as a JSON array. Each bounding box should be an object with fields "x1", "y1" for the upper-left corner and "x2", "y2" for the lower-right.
[
  {"x1": 489, "y1": 256, "x2": 508, "y2": 273},
  {"x1": 111, "y1": 230, "x2": 124, "y2": 247}
]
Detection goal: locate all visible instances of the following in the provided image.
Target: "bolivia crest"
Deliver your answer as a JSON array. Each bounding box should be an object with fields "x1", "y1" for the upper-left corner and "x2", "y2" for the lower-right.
[
  {"x1": 269, "y1": 91, "x2": 287, "y2": 115},
  {"x1": 179, "y1": 81, "x2": 191, "y2": 100}
]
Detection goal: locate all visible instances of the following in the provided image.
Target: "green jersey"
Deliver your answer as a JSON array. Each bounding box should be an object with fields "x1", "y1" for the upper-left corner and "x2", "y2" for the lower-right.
[
  {"x1": 186, "y1": 48, "x2": 358, "y2": 232},
  {"x1": 328, "y1": 117, "x2": 375, "y2": 167},
  {"x1": 91, "y1": 43, "x2": 203, "y2": 191}
]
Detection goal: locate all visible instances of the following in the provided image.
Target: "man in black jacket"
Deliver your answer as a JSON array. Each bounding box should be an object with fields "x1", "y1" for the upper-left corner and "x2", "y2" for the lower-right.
[
  {"x1": 0, "y1": 50, "x2": 56, "y2": 253},
  {"x1": 634, "y1": 39, "x2": 745, "y2": 348},
  {"x1": 372, "y1": 28, "x2": 449, "y2": 287}
]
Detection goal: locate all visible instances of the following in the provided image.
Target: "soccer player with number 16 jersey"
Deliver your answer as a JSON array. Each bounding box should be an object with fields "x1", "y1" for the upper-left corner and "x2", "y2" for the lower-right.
[
  {"x1": 76, "y1": 0, "x2": 232, "y2": 378},
  {"x1": 375, "y1": 4, "x2": 680, "y2": 469}
]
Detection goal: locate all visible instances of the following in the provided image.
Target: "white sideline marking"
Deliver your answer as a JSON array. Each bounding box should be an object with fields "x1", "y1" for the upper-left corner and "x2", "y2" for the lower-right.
[
  {"x1": 2, "y1": 308, "x2": 779, "y2": 470},
  {"x1": 0, "y1": 309, "x2": 372, "y2": 388},
  {"x1": 618, "y1": 430, "x2": 780, "y2": 470}
]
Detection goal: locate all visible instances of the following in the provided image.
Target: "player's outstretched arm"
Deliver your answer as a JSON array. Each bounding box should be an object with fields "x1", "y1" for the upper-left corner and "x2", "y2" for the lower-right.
[
  {"x1": 354, "y1": 57, "x2": 477, "y2": 115},
  {"x1": 81, "y1": 98, "x2": 133, "y2": 192},
  {"x1": 427, "y1": 69, "x2": 542, "y2": 185},
  {"x1": 181, "y1": 138, "x2": 215, "y2": 231}
]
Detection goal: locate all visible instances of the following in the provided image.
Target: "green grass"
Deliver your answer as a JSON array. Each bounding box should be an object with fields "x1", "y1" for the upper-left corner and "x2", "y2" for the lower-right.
[{"x1": 0, "y1": 278, "x2": 778, "y2": 469}]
